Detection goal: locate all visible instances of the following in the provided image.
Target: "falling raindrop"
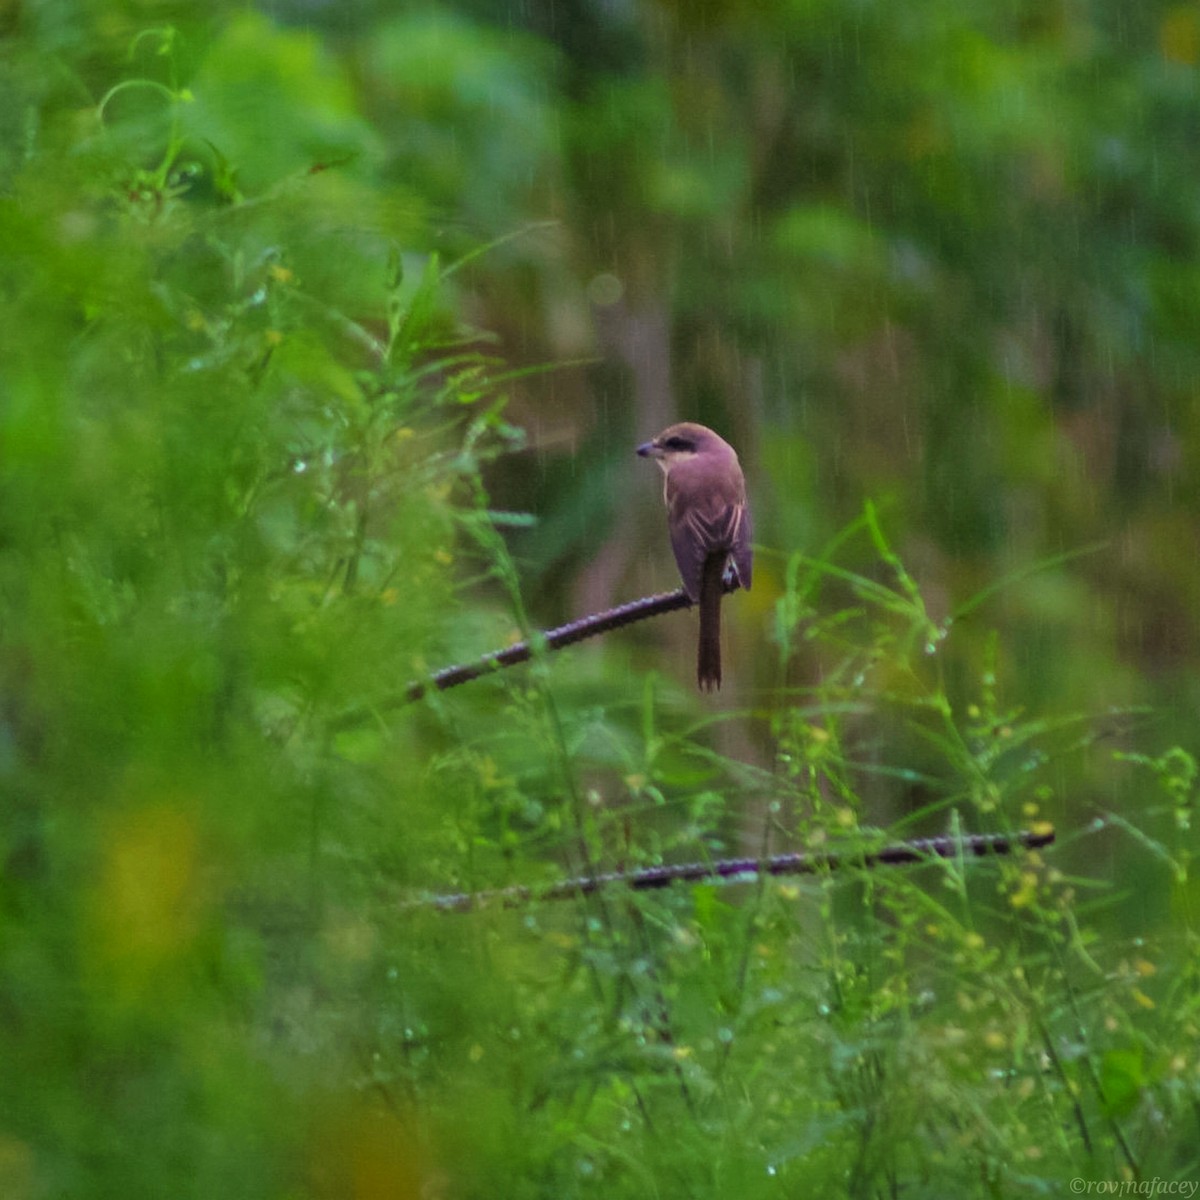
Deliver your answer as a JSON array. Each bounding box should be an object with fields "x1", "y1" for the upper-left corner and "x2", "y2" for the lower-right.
[{"x1": 587, "y1": 272, "x2": 623, "y2": 306}]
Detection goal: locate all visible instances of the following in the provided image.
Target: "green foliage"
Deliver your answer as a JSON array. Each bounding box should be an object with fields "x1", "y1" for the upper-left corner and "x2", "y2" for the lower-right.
[
  {"x1": 2, "y1": 4, "x2": 1198, "y2": 1199},
  {"x1": 0, "y1": 16, "x2": 518, "y2": 1196}
]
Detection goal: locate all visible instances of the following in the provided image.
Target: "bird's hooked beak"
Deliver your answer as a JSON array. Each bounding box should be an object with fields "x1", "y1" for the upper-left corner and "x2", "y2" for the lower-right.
[{"x1": 636, "y1": 440, "x2": 661, "y2": 459}]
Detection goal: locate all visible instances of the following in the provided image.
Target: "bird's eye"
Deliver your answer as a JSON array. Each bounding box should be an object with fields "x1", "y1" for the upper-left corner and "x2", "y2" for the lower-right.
[{"x1": 664, "y1": 436, "x2": 692, "y2": 451}]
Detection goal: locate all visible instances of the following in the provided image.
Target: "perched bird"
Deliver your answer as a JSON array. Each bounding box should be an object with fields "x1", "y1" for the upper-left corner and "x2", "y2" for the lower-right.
[{"x1": 637, "y1": 422, "x2": 752, "y2": 691}]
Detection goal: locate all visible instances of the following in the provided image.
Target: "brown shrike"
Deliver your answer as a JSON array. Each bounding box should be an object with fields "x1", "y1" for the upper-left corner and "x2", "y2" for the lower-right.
[{"x1": 637, "y1": 422, "x2": 752, "y2": 691}]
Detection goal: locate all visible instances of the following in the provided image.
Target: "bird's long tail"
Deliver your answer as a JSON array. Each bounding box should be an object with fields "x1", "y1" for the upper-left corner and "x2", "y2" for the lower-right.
[{"x1": 697, "y1": 553, "x2": 725, "y2": 691}]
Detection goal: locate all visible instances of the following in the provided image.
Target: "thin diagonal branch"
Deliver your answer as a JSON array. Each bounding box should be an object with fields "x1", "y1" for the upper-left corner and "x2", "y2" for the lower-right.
[
  {"x1": 331, "y1": 582, "x2": 738, "y2": 729},
  {"x1": 407, "y1": 827, "x2": 1056, "y2": 913},
  {"x1": 408, "y1": 587, "x2": 695, "y2": 700}
]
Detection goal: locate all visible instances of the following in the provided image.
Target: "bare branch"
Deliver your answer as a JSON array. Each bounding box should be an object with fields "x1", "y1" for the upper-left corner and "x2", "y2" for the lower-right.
[
  {"x1": 407, "y1": 587, "x2": 696, "y2": 701},
  {"x1": 407, "y1": 827, "x2": 1056, "y2": 913},
  {"x1": 331, "y1": 582, "x2": 740, "y2": 729}
]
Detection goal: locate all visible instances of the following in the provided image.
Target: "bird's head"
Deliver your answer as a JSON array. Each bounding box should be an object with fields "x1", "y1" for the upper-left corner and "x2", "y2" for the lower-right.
[{"x1": 636, "y1": 422, "x2": 727, "y2": 475}]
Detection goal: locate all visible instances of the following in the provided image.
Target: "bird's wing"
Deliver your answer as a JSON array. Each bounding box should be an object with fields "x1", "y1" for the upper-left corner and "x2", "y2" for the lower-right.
[
  {"x1": 669, "y1": 499, "x2": 750, "y2": 601},
  {"x1": 731, "y1": 503, "x2": 752, "y2": 590}
]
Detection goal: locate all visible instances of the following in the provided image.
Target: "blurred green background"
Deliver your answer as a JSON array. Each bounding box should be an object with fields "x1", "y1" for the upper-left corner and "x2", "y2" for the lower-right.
[{"x1": 2, "y1": 0, "x2": 1199, "y2": 1195}]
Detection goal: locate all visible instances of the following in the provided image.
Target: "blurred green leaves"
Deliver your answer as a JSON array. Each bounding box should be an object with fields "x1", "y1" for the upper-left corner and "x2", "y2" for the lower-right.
[
  {"x1": 362, "y1": 10, "x2": 561, "y2": 233},
  {"x1": 184, "y1": 13, "x2": 380, "y2": 192},
  {"x1": 0, "y1": 12, "x2": 527, "y2": 1196}
]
